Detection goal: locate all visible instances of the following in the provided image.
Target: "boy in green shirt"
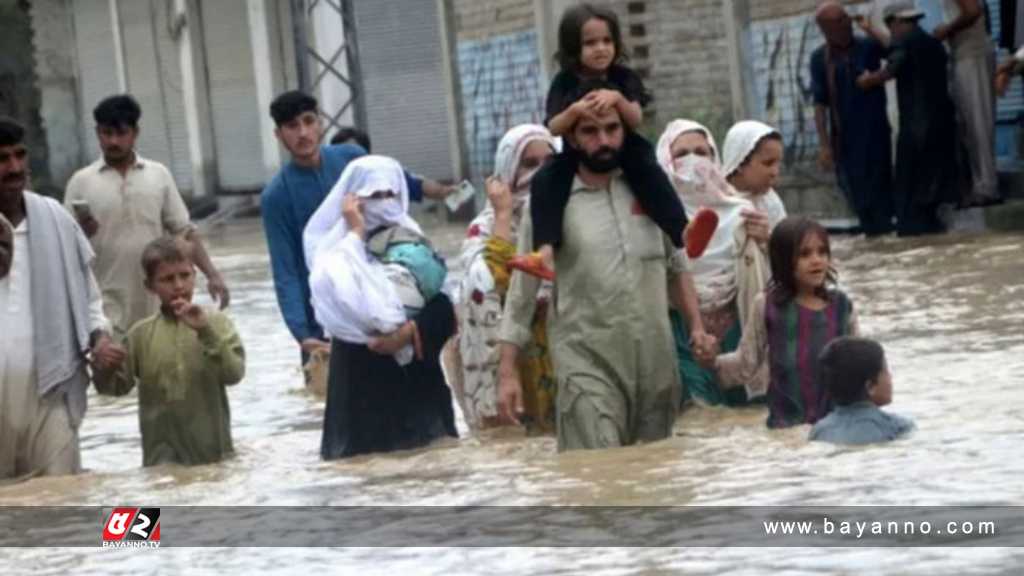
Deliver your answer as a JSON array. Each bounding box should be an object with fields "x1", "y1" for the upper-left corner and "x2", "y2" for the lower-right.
[{"x1": 96, "y1": 237, "x2": 245, "y2": 466}]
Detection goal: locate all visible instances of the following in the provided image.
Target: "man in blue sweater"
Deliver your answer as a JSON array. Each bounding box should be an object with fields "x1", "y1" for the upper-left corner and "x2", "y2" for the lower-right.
[{"x1": 261, "y1": 91, "x2": 429, "y2": 360}]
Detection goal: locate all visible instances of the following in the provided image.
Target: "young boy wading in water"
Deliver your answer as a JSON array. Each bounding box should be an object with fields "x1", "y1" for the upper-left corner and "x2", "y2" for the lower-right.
[{"x1": 95, "y1": 237, "x2": 245, "y2": 467}]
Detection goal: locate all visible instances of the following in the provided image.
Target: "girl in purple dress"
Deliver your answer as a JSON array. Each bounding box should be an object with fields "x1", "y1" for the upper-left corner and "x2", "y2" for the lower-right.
[{"x1": 699, "y1": 216, "x2": 859, "y2": 428}]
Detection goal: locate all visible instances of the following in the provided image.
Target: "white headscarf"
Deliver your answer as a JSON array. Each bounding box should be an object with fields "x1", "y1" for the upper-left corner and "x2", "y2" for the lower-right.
[
  {"x1": 721, "y1": 120, "x2": 788, "y2": 228},
  {"x1": 304, "y1": 155, "x2": 421, "y2": 272},
  {"x1": 657, "y1": 119, "x2": 754, "y2": 313},
  {"x1": 721, "y1": 120, "x2": 779, "y2": 179},
  {"x1": 457, "y1": 125, "x2": 557, "y2": 300},
  {"x1": 304, "y1": 155, "x2": 422, "y2": 359},
  {"x1": 493, "y1": 124, "x2": 560, "y2": 213}
]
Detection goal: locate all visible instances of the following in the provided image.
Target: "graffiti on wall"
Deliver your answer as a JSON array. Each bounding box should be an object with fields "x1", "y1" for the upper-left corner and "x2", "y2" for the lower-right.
[
  {"x1": 749, "y1": 13, "x2": 820, "y2": 166},
  {"x1": 456, "y1": 30, "x2": 545, "y2": 180}
]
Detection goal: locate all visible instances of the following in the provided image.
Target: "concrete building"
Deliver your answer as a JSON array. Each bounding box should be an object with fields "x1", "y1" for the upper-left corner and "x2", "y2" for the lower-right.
[{"x1": 2, "y1": 0, "x2": 1020, "y2": 217}]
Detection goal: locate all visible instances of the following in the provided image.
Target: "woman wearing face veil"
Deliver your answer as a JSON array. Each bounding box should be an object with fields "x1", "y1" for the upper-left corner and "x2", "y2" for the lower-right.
[
  {"x1": 304, "y1": 155, "x2": 458, "y2": 459},
  {"x1": 656, "y1": 120, "x2": 772, "y2": 406}
]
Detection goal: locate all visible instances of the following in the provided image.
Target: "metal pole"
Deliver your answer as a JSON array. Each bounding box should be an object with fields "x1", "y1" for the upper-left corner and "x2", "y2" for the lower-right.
[
  {"x1": 340, "y1": 0, "x2": 367, "y2": 130},
  {"x1": 290, "y1": 0, "x2": 310, "y2": 92}
]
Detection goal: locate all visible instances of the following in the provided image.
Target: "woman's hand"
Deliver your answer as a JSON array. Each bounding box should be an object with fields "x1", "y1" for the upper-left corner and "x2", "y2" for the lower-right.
[
  {"x1": 342, "y1": 194, "x2": 366, "y2": 238},
  {"x1": 691, "y1": 329, "x2": 719, "y2": 369},
  {"x1": 741, "y1": 208, "x2": 771, "y2": 246},
  {"x1": 486, "y1": 176, "x2": 515, "y2": 217}
]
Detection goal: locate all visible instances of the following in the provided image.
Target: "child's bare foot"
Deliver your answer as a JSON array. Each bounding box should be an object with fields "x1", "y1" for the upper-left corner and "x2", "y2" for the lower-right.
[{"x1": 368, "y1": 322, "x2": 416, "y2": 356}]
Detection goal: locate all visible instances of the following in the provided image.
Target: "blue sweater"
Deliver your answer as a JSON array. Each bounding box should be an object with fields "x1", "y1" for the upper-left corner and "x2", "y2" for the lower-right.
[
  {"x1": 261, "y1": 144, "x2": 424, "y2": 344},
  {"x1": 809, "y1": 402, "x2": 915, "y2": 445}
]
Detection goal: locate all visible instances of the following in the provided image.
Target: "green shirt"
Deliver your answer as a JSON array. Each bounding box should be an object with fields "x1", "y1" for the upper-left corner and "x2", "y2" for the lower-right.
[{"x1": 96, "y1": 309, "x2": 245, "y2": 466}]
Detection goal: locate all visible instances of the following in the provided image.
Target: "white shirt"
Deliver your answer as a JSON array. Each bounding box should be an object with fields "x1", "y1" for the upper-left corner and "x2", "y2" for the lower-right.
[{"x1": 0, "y1": 219, "x2": 108, "y2": 406}]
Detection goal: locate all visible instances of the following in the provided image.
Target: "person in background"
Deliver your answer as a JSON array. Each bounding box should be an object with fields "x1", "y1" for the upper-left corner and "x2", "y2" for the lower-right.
[
  {"x1": 935, "y1": 0, "x2": 1002, "y2": 207},
  {"x1": 262, "y1": 92, "x2": 363, "y2": 364},
  {"x1": 857, "y1": 3, "x2": 960, "y2": 236},
  {"x1": 94, "y1": 237, "x2": 245, "y2": 467},
  {"x1": 0, "y1": 117, "x2": 121, "y2": 480},
  {"x1": 811, "y1": 2, "x2": 894, "y2": 236},
  {"x1": 0, "y1": 212, "x2": 12, "y2": 280},
  {"x1": 810, "y1": 336, "x2": 915, "y2": 445},
  {"x1": 64, "y1": 94, "x2": 228, "y2": 341},
  {"x1": 330, "y1": 125, "x2": 457, "y2": 201}
]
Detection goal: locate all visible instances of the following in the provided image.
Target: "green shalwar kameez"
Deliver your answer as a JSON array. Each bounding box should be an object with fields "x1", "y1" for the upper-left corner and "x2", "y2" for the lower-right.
[
  {"x1": 95, "y1": 309, "x2": 245, "y2": 466},
  {"x1": 501, "y1": 173, "x2": 682, "y2": 451}
]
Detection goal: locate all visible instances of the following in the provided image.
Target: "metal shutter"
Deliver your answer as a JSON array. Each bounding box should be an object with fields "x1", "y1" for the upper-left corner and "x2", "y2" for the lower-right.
[
  {"x1": 198, "y1": 0, "x2": 265, "y2": 190},
  {"x1": 71, "y1": 0, "x2": 121, "y2": 162},
  {"x1": 118, "y1": 0, "x2": 193, "y2": 191},
  {"x1": 353, "y1": 0, "x2": 457, "y2": 180}
]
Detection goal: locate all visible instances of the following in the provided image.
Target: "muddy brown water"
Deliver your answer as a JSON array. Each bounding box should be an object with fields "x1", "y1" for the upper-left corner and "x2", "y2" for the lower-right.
[{"x1": 2, "y1": 216, "x2": 1023, "y2": 574}]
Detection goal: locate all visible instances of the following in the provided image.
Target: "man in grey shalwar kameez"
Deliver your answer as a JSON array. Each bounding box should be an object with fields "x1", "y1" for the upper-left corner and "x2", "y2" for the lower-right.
[{"x1": 496, "y1": 99, "x2": 705, "y2": 451}]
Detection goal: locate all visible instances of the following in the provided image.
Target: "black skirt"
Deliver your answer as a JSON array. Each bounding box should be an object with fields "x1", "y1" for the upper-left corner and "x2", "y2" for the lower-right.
[{"x1": 321, "y1": 294, "x2": 458, "y2": 460}]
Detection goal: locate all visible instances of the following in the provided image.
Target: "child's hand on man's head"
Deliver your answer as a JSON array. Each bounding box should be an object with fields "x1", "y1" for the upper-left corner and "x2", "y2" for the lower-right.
[
  {"x1": 585, "y1": 89, "x2": 622, "y2": 113},
  {"x1": 172, "y1": 298, "x2": 209, "y2": 331}
]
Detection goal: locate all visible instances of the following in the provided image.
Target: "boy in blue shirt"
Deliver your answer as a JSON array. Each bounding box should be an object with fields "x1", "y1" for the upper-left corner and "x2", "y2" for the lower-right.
[
  {"x1": 810, "y1": 336, "x2": 915, "y2": 445},
  {"x1": 262, "y1": 92, "x2": 456, "y2": 362}
]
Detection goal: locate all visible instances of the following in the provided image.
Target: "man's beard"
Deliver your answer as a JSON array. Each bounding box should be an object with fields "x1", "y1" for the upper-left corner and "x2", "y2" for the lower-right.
[{"x1": 578, "y1": 146, "x2": 621, "y2": 173}]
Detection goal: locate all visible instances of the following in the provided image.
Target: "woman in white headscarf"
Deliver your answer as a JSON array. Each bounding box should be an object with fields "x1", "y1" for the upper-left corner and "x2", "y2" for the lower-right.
[
  {"x1": 721, "y1": 120, "x2": 789, "y2": 230},
  {"x1": 656, "y1": 120, "x2": 770, "y2": 406},
  {"x1": 304, "y1": 155, "x2": 458, "y2": 459},
  {"x1": 449, "y1": 125, "x2": 557, "y2": 432}
]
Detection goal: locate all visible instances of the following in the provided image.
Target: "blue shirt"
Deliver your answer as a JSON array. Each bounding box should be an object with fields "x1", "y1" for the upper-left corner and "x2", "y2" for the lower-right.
[
  {"x1": 261, "y1": 144, "x2": 424, "y2": 344},
  {"x1": 809, "y1": 401, "x2": 915, "y2": 446}
]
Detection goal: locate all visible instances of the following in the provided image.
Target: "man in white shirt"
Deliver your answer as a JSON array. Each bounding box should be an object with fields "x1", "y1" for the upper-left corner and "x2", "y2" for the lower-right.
[
  {"x1": 0, "y1": 117, "x2": 123, "y2": 480},
  {"x1": 65, "y1": 95, "x2": 229, "y2": 340}
]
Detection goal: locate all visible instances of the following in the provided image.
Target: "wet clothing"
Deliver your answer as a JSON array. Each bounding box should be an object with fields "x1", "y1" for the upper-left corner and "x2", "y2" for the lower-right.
[
  {"x1": 717, "y1": 291, "x2": 858, "y2": 428},
  {"x1": 810, "y1": 38, "x2": 894, "y2": 236},
  {"x1": 454, "y1": 125, "x2": 559, "y2": 431},
  {"x1": 943, "y1": 0, "x2": 999, "y2": 202},
  {"x1": 533, "y1": 67, "x2": 687, "y2": 253},
  {"x1": 95, "y1": 310, "x2": 245, "y2": 467},
  {"x1": 321, "y1": 294, "x2": 458, "y2": 459},
  {"x1": 1, "y1": 193, "x2": 108, "y2": 479},
  {"x1": 885, "y1": 26, "x2": 960, "y2": 236},
  {"x1": 502, "y1": 173, "x2": 683, "y2": 451},
  {"x1": 261, "y1": 145, "x2": 426, "y2": 347},
  {"x1": 809, "y1": 401, "x2": 915, "y2": 445},
  {"x1": 64, "y1": 155, "x2": 195, "y2": 338},
  {"x1": 671, "y1": 308, "x2": 750, "y2": 406}
]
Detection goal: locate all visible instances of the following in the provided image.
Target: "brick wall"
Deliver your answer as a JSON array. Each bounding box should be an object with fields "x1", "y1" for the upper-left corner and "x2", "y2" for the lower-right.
[{"x1": 451, "y1": 0, "x2": 545, "y2": 181}]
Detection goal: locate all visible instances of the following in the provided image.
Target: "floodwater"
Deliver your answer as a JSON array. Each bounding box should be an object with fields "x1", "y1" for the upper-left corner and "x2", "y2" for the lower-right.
[{"x1": 2, "y1": 214, "x2": 1023, "y2": 574}]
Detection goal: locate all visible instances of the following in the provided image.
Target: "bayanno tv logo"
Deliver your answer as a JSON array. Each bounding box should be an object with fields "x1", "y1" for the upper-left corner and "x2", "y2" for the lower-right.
[{"x1": 102, "y1": 507, "x2": 161, "y2": 548}]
